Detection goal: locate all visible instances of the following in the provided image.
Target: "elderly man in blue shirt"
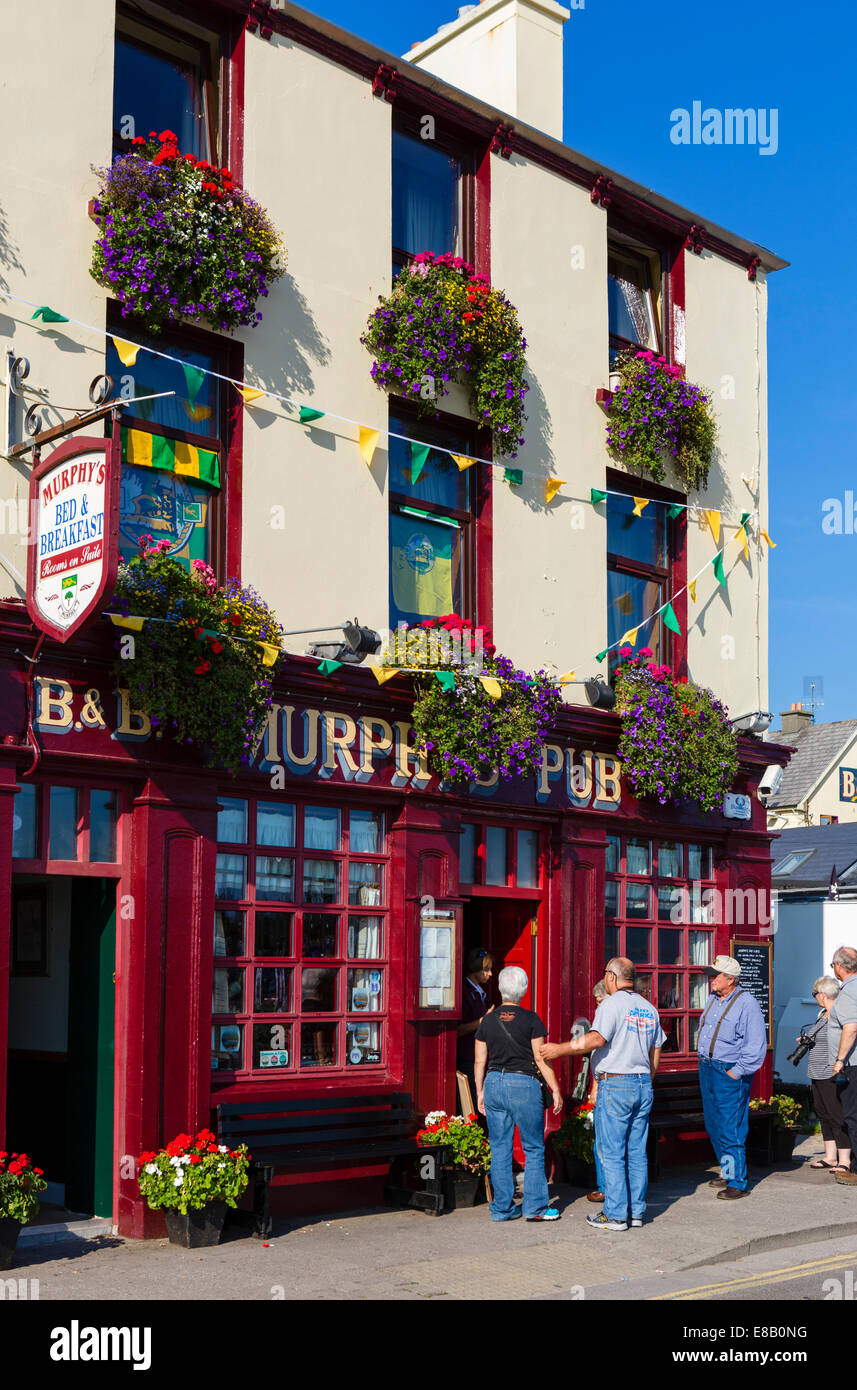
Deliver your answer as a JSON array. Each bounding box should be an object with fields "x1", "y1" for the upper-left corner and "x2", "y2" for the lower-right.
[{"x1": 697, "y1": 954, "x2": 767, "y2": 1199}]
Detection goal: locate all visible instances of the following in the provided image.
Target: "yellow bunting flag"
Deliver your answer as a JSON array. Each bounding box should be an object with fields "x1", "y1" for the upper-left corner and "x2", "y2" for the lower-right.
[
  {"x1": 359, "y1": 427, "x2": 380, "y2": 467},
  {"x1": 545, "y1": 477, "x2": 566, "y2": 505},
  {"x1": 558, "y1": 671, "x2": 576, "y2": 684},
  {"x1": 688, "y1": 579, "x2": 697, "y2": 603},
  {"x1": 451, "y1": 453, "x2": 476, "y2": 472},
  {"x1": 371, "y1": 666, "x2": 399, "y2": 685},
  {"x1": 632, "y1": 497, "x2": 649, "y2": 518},
  {"x1": 479, "y1": 676, "x2": 502, "y2": 700},
  {"x1": 112, "y1": 337, "x2": 140, "y2": 367},
  {"x1": 615, "y1": 591, "x2": 634, "y2": 617},
  {"x1": 237, "y1": 386, "x2": 265, "y2": 405},
  {"x1": 760, "y1": 528, "x2": 776, "y2": 548},
  {"x1": 736, "y1": 525, "x2": 749, "y2": 561},
  {"x1": 620, "y1": 628, "x2": 638, "y2": 648},
  {"x1": 256, "y1": 642, "x2": 281, "y2": 667},
  {"x1": 704, "y1": 509, "x2": 721, "y2": 544},
  {"x1": 108, "y1": 613, "x2": 144, "y2": 631}
]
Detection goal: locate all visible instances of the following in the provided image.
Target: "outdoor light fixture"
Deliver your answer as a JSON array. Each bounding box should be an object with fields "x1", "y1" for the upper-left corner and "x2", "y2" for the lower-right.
[
  {"x1": 584, "y1": 677, "x2": 616, "y2": 711},
  {"x1": 293, "y1": 618, "x2": 382, "y2": 666},
  {"x1": 730, "y1": 711, "x2": 773, "y2": 735},
  {"x1": 758, "y1": 764, "x2": 784, "y2": 799}
]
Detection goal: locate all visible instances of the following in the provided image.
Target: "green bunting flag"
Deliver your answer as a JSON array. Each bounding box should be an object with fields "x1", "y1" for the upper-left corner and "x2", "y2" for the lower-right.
[
  {"x1": 712, "y1": 551, "x2": 726, "y2": 587},
  {"x1": 317, "y1": 659, "x2": 343, "y2": 676},
  {"x1": 410, "y1": 442, "x2": 431, "y2": 485},
  {"x1": 505, "y1": 468, "x2": 523, "y2": 486},
  {"x1": 31, "y1": 305, "x2": 69, "y2": 324},
  {"x1": 662, "y1": 602, "x2": 681, "y2": 635},
  {"x1": 739, "y1": 512, "x2": 751, "y2": 527},
  {"x1": 434, "y1": 670, "x2": 456, "y2": 691},
  {"x1": 595, "y1": 649, "x2": 608, "y2": 663},
  {"x1": 299, "y1": 407, "x2": 325, "y2": 425},
  {"x1": 590, "y1": 488, "x2": 608, "y2": 505},
  {"x1": 668, "y1": 505, "x2": 684, "y2": 520},
  {"x1": 182, "y1": 363, "x2": 206, "y2": 407}
]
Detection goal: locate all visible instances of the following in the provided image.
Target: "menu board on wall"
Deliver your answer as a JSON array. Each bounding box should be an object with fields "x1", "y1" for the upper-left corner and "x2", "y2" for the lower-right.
[
  {"x1": 419, "y1": 913, "x2": 456, "y2": 1010},
  {"x1": 731, "y1": 938, "x2": 773, "y2": 1048}
]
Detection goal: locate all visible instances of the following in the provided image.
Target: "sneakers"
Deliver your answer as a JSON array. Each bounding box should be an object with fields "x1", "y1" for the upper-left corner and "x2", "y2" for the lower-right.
[
  {"x1": 586, "y1": 1212, "x2": 628, "y2": 1232},
  {"x1": 629, "y1": 1218, "x2": 643, "y2": 1227},
  {"x1": 526, "y1": 1207, "x2": 561, "y2": 1222}
]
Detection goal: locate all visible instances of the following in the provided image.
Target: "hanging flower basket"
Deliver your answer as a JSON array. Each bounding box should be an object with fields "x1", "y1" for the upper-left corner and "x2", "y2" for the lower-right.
[
  {"x1": 90, "y1": 131, "x2": 286, "y2": 331},
  {"x1": 111, "y1": 542, "x2": 283, "y2": 775},
  {"x1": 613, "y1": 649, "x2": 738, "y2": 812},
  {"x1": 362, "y1": 252, "x2": 529, "y2": 457},
  {"x1": 407, "y1": 615, "x2": 561, "y2": 782},
  {"x1": 606, "y1": 349, "x2": 717, "y2": 491}
]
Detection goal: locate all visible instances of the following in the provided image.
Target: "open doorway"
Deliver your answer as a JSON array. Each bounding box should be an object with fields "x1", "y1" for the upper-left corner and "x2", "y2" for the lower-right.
[
  {"x1": 6, "y1": 876, "x2": 116, "y2": 1217},
  {"x1": 463, "y1": 900, "x2": 540, "y2": 1012}
]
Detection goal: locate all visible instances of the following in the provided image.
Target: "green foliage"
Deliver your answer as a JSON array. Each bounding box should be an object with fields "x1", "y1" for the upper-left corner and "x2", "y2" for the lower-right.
[
  {"x1": 137, "y1": 1131, "x2": 250, "y2": 1214},
  {"x1": 606, "y1": 349, "x2": 717, "y2": 492},
  {"x1": 750, "y1": 1094, "x2": 804, "y2": 1130},
  {"x1": 0, "y1": 1153, "x2": 47, "y2": 1225},
  {"x1": 550, "y1": 1104, "x2": 596, "y2": 1165},
  {"x1": 417, "y1": 1112, "x2": 491, "y2": 1174},
  {"x1": 112, "y1": 543, "x2": 283, "y2": 776}
]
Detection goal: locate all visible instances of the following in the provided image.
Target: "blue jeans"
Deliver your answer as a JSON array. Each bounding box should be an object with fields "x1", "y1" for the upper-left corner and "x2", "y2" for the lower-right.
[
  {"x1": 483, "y1": 1071, "x2": 551, "y2": 1220},
  {"x1": 593, "y1": 1102, "x2": 605, "y2": 1193},
  {"x1": 597, "y1": 1074, "x2": 654, "y2": 1223},
  {"x1": 699, "y1": 1056, "x2": 752, "y2": 1190}
]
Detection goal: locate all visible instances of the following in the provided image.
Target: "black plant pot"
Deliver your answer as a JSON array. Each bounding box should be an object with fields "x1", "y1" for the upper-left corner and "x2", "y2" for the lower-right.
[
  {"x1": 772, "y1": 1127, "x2": 799, "y2": 1163},
  {"x1": 562, "y1": 1157, "x2": 599, "y2": 1190},
  {"x1": 164, "y1": 1202, "x2": 227, "y2": 1248},
  {"x1": 442, "y1": 1169, "x2": 487, "y2": 1212},
  {"x1": 0, "y1": 1218, "x2": 21, "y2": 1271}
]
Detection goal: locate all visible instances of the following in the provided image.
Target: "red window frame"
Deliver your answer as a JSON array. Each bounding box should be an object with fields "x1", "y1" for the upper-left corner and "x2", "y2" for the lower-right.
[
  {"x1": 604, "y1": 833, "x2": 716, "y2": 1058},
  {"x1": 458, "y1": 820, "x2": 544, "y2": 899},
  {"x1": 11, "y1": 779, "x2": 125, "y2": 876},
  {"x1": 212, "y1": 797, "x2": 392, "y2": 1083},
  {"x1": 606, "y1": 470, "x2": 688, "y2": 678},
  {"x1": 607, "y1": 214, "x2": 686, "y2": 372}
]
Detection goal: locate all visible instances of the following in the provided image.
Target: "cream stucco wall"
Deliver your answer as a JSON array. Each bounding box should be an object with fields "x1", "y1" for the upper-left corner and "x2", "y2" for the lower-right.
[
  {"x1": 768, "y1": 731, "x2": 857, "y2": 828},
  {"x1": 0, "y1": 0, "x2": 114, "y2": 597}
]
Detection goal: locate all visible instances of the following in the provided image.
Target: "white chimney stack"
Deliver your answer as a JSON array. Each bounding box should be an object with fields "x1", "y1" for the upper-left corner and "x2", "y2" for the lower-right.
[{"x1": 405, "y1": 0, "x2": 570, "y2": 141}]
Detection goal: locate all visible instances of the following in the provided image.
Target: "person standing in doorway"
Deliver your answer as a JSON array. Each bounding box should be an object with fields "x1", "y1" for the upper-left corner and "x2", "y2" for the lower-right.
[
  {"x1": 828, "y1": 945, "x2": 857, "y2": 1186},
  {"x1": 697, "y1": 955, "x2": 767, "y2": 1200},
  {"x1": 541, "y1": 957, "x2": 664, "y2": 1232},
  {"x1": 456, "y1": 948, "x2": 494, "y2": 1112}
]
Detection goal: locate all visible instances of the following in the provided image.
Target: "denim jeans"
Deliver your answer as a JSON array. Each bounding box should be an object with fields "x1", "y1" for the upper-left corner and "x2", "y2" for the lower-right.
[
  {"x1": 699, "y1": 1056, "x2": 752, "y2": 1190},
  {"x1": 483, "y1": 1071, "x2": 551, "y2": 1219},
  {"x1": 597, "y1": 1074, "x2": 654, "y2": 1223},
  {"x1": 593, "y1": 1102, "x2": 605, "y2": 1193}
]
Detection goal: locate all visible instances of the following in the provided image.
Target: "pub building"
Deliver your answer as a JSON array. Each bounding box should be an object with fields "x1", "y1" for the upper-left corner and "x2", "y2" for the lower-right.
[{"x1": 0, "y1": 0, "x2": 788, "y2": 1235}]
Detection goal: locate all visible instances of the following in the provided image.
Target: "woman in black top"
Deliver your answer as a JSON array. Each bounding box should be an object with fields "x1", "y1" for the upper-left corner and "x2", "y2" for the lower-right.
[{"x1": 475, "y1": 965, "x2": 563, "y2": 1222}]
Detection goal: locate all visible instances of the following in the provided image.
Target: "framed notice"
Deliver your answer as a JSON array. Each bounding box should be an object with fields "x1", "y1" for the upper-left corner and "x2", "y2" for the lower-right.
[
  {"x1": 730, "y1": 937, "x2": 773, "y2": 1049},
  {"x1": 26, "y1": 429, "x2": 121, "y2": 643},
  {"x1": 12, "y1": 885, "x2": 48, "y2": 977},
  {"x1": 418, "y1": 910, "x2": 457, "y2": 1011}
]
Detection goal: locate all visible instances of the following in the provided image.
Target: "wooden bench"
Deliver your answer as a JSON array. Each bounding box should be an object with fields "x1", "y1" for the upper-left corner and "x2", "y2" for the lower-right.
[
  {"x1": 217, "y1": 1091, "x2": 447, "y2": 1236},
  {"x1": 647, "y1": 1072, "x2": 706, "y2": 1180}
]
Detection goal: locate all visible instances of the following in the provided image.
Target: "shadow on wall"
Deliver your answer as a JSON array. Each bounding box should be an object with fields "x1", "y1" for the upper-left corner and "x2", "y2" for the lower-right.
[
  {"x1": 247, "y1": 271, "x2": 331, "y2": 405},
  {"x1": 507, "y1": 364, "x2": 556, "y2": 515}
]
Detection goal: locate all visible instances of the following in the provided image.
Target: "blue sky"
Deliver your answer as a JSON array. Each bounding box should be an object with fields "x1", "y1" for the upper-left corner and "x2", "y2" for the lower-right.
[{"x1": 307, "y1": 0, "x2": 857, "y2": 724}]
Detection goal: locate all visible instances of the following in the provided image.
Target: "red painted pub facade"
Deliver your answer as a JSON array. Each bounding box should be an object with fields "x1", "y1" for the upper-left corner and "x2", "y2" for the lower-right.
[{"x1": 0, "y1": 602, "x2": 787, "y2": 1236}]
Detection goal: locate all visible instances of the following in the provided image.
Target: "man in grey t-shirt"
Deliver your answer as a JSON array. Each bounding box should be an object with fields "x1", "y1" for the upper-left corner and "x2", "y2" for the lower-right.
[
  {"x1": 829, "y1": 946, "x2": 857, "y2": 1185},
  {"x1": 541, "y1": 957, "x2": 665, "y2": 1231}
]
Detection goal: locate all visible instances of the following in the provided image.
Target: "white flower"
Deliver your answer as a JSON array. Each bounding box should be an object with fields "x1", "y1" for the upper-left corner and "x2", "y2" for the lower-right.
[
  {"x1": 424, "y1": 1110, "x2": 448, "y2": 1126},
  {"x1": 173, "y1": 1170, "x2": 184, "y2": 1185},
  {"x1": 169, "y1": 1155, "x2": 182, "y2": 1167},
  {"x1": 144, "y1": 1163, "x2": 158, "y2": 1175},
  {"x1": 218, "y1": 1145, "x2": 228, "y2": 1153}
]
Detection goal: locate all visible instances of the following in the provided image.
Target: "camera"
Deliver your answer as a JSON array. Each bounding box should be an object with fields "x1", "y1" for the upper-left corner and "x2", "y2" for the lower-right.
[{"x1": 787, "y1": 1028, "x2": 816, "y2": 1066}]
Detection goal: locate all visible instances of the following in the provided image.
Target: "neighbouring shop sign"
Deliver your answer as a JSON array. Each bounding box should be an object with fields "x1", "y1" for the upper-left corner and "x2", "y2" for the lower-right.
[{"x1": 26, "y1": 434, "x2": 120, "y2": 643}]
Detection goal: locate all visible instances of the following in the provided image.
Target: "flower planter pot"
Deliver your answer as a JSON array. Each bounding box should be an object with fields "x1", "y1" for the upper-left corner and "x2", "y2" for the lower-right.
[
  {"x1": 772, "y1": 1127, "x2": 799, "y2": 1163},
  {"x1": 0, "y1": 1218, "x2": 21, "y2": 1271},
  {"x1": 561, "y1": 1157, "x2": 599, "y2": 1190},
  {"x1": 164, "y1": 1202, "x2": 227, "y2": 1248},
  {"x1": 748, "y1": 1111, "x2": 775, "y2": 1167},
  {"x1": 441, "y1": 1168, "x2": 487, "y2": 1212}
]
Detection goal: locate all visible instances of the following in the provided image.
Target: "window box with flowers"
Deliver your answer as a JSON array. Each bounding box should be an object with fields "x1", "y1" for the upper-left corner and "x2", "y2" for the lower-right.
[
  {"x1": 90, "y1": 131, "x2": 286, "y2": 333},
  {"x1": 0, "y1": 1151, "x2": 47, "y2": 1269},
  {"x1": 417, "y1": 1111, "x2": 491, "y2": 1210},
  {"x1": 137, "y1": 1130, "x2": 251, "y2": 1247},
  {"x1": 601, "y1": 349, "x2": 717, "y2": 493},
  {"x1": 111, "y1": 540, "x2": 284, "y2": 776},
  {"x1": 362, "y1": 252, "x2": 529, "y2": 457},
  {"x1": 400, "y1": 614, "x2": 561, "y2": 784},
  {"x1": 613, "y1": 648, "x2": 739, "y2": 813}
]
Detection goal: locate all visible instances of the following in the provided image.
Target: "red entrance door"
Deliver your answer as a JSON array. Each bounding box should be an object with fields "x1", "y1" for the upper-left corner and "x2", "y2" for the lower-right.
[{"x1": 481, "y1": 901, "x2": 539, "y2": 1012}]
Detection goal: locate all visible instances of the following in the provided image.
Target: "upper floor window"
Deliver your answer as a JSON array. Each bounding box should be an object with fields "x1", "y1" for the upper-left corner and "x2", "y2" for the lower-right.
[
  {"x1": 392, "y1": 124, "x2": 464, "y2": 273},
  {"x1": 608, "y1": 238, "x2": 661, "y2": 366},
  {"x1": 389, "y1": 411, "x2": 475, "y2": 628},
  {"x1": 113, "y1": 6, "x2": 219, "y2": 160},
  {"x1": 106, "y1": 321, "x2": 225, "y2": 573},
  {"x1": 606, "y1": 489, "x2": 672, "y2": 676}
]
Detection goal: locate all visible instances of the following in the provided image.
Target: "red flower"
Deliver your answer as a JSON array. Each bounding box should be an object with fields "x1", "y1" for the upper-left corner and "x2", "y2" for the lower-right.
[
  {"x1": 165, "y1": 1134, "x2": 193, "y2": 1158},
  {"x1": 131, "y1": 136, "x2": 146, "y2": 146},
  {"x1": 16, "y1": 1154, "x2": 30, "y2": 1167},
  {"x1": 207, "y1": 1144, "x2": 219, "y2": 1154},
  {"x1": 193, "y1": 627, "x2": 204, "y2": 639},
  {"x1": 33, "y1": 1168, "x2": 43, "y2": 1177},
  {"x1": 196, "y1": 1129, "x2": 216, "y2": 1145},
  {"x1": 194, "y1": 661, "x2": 211, "y2": 675},
  {"x1": 158, "y1": 129, "x2": 178, "y2": 144},
  {"x1": 208, "y1": 639, "x2": 223, "y2": 654},
  {"x1": 188, "y1": 1154, "x2": 202, "y2": 1165},
  {"x1": 228, "y1": 612, "x2": 242, "y2": 626},
  {"x1": 138, "y1": 1151, "x2": 157, "y2": 1164}
]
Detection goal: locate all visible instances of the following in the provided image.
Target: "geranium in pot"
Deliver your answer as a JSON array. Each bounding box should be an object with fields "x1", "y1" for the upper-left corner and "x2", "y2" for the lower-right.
[
  {"x1": 417, "y1": 1111, "x2": 491, "y2": 1210},
  {"x1": 137, "y1": 1130, "x2": 251, "y2": 1248},
  {"x1": 550, "y1": 1103, "x2": 597, "y2": 1188},
  {"x1": 0, "y1": 1152, "x2": 47, "y2": 1270}
]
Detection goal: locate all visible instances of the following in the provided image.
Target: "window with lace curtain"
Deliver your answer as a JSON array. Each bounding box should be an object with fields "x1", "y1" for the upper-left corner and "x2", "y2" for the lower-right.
[
  {"x1": 212, "y1": 799, "x2": 389, "y2": 1078},
  {"x1": 608, "y1": 241, "x2": 662, "y2": 366}
]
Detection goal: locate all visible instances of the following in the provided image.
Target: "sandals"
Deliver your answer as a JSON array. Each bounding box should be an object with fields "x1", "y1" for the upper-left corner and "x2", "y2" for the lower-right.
[
  {"x1": 809, "y1": 1160, "x2": 835, "y2": 1168},
  {"x1": 830, "y1": 1166, "x2": 851, "y2": 1174}
]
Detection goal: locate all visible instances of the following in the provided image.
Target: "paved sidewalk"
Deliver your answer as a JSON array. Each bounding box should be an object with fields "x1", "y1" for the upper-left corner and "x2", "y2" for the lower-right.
[{"x1": 9, "y1": 1137, "x2": 857, "y2": 1300}]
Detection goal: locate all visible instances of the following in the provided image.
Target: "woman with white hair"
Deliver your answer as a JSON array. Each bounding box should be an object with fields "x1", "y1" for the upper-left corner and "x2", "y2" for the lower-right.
[
  {"x1": 474, "y1": 965, "x2": 563, "y2": 1221},
  {"x1": 802, "y1": 976, "x2": 851, "y2": 1172}
]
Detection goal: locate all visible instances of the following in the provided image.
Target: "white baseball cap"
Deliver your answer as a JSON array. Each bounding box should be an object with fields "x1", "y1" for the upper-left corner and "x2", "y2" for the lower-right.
[{"x1": 707, "y1": 954, "x2": 741, "y2": 979}]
